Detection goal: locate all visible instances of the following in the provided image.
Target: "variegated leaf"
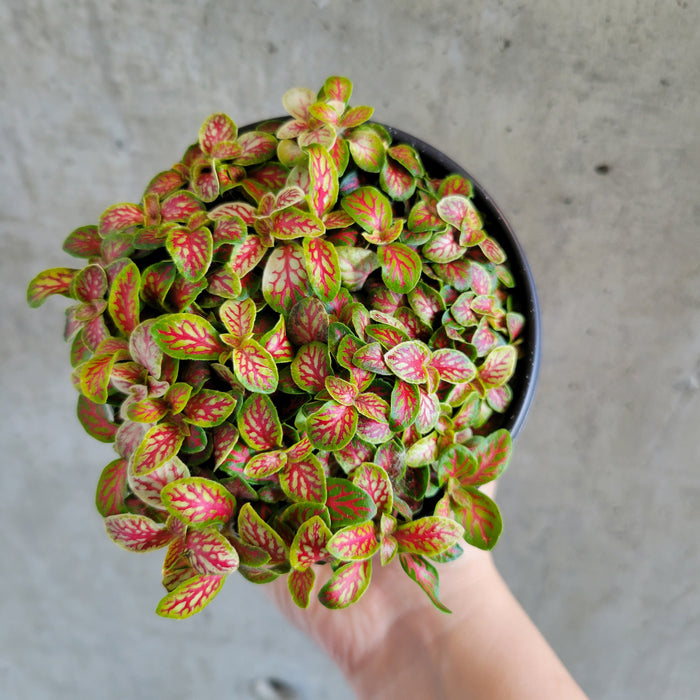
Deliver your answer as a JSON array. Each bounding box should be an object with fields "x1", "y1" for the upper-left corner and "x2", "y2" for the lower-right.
[
  {"x1": 384, "y1": 341, "x2": 431, "y2": 384},
  {"x1": 287, "y1": 297, "x2": 329, "y2": 346},
  {"x1": 199, "y1": 113, "x2": 237, "y2": 155},
  {"x1": 79, "y1": 352, "x2": 117, "y2": 404},
  {"x1": 405, "y1": 432, "x2": 438, "y2": 467},
  {"x1": 233, "y1": 338, "x2": 279, "y2": 394},
  {"x1": 262, "y1": 243, "x2": 309, "y2": 312},
  {"x1": 151, "y1": 313, "x2": 226, "y2": 360},
  {"x1": 305, "y1": 401, "x2": 358, "y2": 451},
  {"x1": 288, "y1": 567, "x2": 316, "y2": 608},
  {"x1": 220, "y1": 298, "x2": 256, "y2": 339},
  {"x1": 291, "y1": 342, "x2": 330, "y2": 394},
  {"x1": 302, "y1": 236, "x2": 341, "y2": 302},
  {"x1": 325, "y1": 478, "x2": 377, "y2": 529},
  {"x1": 156, "y1": 574, "x2": 225, "y2": 619},
  {"x1": 318, "y1": 559, "x2": 372, "y2": 609},
  {"x1": 104, "y1": 513, "x2": 173, "y2": 552},
  {"x1": 236, "y1": 130, "x2": 277, "y2": 165},
  {"x1": 389, "y1": 380, "x2": 420, "y2": 431},
  {"x1": 160, "y1": 477, "x2": 236, "y2": 528},
  {"x1": 77, "y1": 395, "x2": 117, "y2": 443},
  {"x1": 356, "y1": 415, "x2": 393, "y2": 444},
  {"x1": 352, "y1": 463, "x2": 392, "y2": 514},
  {"x1": 95, "y1": 458, "x2": 128, "y2": 516},
  {"x1": 185, "y1": 528, "x2": 240, "y2": 575},
  {"x1": 129, "y1": 456, "x2": 190, "y2": 510},
  {"x1": 27, "y1": 267, "x2": 76, "y2": 307},
  {"x1": 415, "y1": 389, "x2": 440, "y2": 434},
  {"x1": 245, "y1": 450, "x2": 287, "y2": 479},
  {"x1": 463, "y1": 430, "x2": 512, "y2": 485},
  {"x1": 452, "y1": 487, "x2": 503, "y2": 550},
  {"x1": 166, "y1": 226, "x2": 213, "y2": 283},
  {"x1": 336, "y1": 246, "x2": 380, "y2": 291},
  {"x1": 394, "y1": 516, "x2": 464, "y2": 557},
  {"x1": 270, "y1": 207, "x2": 324, "y2": 240},
  {"x1": 131, "y1": 422, "x2": 185, "y2": 477},
  {"x1": 280, "y1": 455, "x2": 327, "y2": 503},
  {"x1": 99, "y1": 202, "x2": 143, "y2": 236},
  {"x1": 341, "y1": 186, "x2": 391, "y2": 233},
  {"x1": 354, "y1": 393, "x2": 390, "y2": 423},
  {"x1": 479, "y1": 345, "x2": 517, "y2": 388},
  {"x1": 261, "y1": 316, "x2": 295, "y2": 363},
  {"x1": 290, "y1": 515, "x2": 331, "y2": 569},
  {"x1": 238, "y1": 502, "x2": 288, "y2": 564},
  {"x1": 327, "y1": 520, "x2": 379, "y2": 561},
  {"x1": 182, "y1": 389, "x2": 236, "y2": 427},
  {"x1": 430, "y1": 348, "x2": 477, "y2": 384},
  {"x1": 307, "y1": 144, "x2": 339, "y2": 218},
  {"x1": 352, "y1": 342, "x2": 390, "y2": 375},
  {"x1": 325, "y1": 376, "x2": 358, "y2": 406},
  {"x1": 63, "y1": 225, "x2": 102, "y2": 258},
  {"x1": 237, "y1": 393, "x2": 283, "y2": 451},
  {"x1": 346, "y1": 127, "x2": 385, "y2": 173},
  {"x1": 399, "y1": 553, "x2": 451, "y2": 613}
]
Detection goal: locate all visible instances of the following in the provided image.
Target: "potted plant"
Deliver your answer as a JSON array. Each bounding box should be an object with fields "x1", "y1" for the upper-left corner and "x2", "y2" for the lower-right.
[{"x1": 27, "y1": 75, "x2": 539, "y2": 618}]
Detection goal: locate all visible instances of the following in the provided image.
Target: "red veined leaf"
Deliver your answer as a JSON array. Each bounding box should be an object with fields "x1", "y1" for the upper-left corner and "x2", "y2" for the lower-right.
[
  {"x1": 131, "y1": 422, "x2": 185, "y2": 477},
  {"x1": 437, "y1": 445, "x2": 478, "y2": 486},
  {"x1": 487, "y1": 384, "x2": 512, "y2": 413},
  {"x1": 464, "y1": 430, "x2": 512, "y2": 485},
  {"x1": 244, "y1": 450, "x2": 287, "y2": 479},
  {"x1": 166, "y1": 227, "x2": 213, "y2": 283},
  {"x1": 159, "y1": 191, "x2": 204, "y2": 223},
  {"x1": 352, "y1": 342, "x2": 390, "y2": 375},
  {"x1": 140, "y1": 261, "x2": 176, "y2": 309},
  {"x1": 341, "y1": 186, "x2": 391, "y2": 233},
  {"x1": 307, "y1": 144, "x2": 339, "y2": 218},
  {"x1": 380, "y1": 158, "x2": 415, "y2": 201},
  {"x1": 290, "y1": 515, "x2": 332, "y2": 570},
  {"x1": 104, "y1": 513, "x2": 173, "y2": 552},
  {"x1": 77, "y1": 395, "x2": 117, "y2": 442},
  {"x1": 280, "y1": 501, "x2": 331, "y2": 532},
  {"x1": 287, "y1": 297, "x2": 329, "y2": 346},
  {"x1": 151, "y1": 313, "x2": 226, "y2": 360},
  {"x1": 334, "y1": 436, "x2": 375, "y2": 473},
  {"x1": 479, "y1": 236, "x2": 506, "y2": 264},
  {"x1": 321, "y1": 75, "x2": 353, "y2": 102},
  {"x1": 387, "y1": 144, "x2": 423, "y2": 176},
  {"x1": 451, "y1": 292, "x2": 477, "y2": 326},
  {"x1": 407, "y1": 282, "x2": 445, "y2": 326},
  {"x1": 430, "y1": 348, "x2": 477, "y2": 384},
  {"x1": 433, "y1": 258, "x2": 471, "y2": 292},
  {"x1": 471, "y1": 318, "x2": 500, "y2": 357},
  {"x1": 394, "y1": 516, "x2": 464, "y2": 557},
  {"x1": 220, "y1": 298, "x2": 256, "y2": 339},
  {"x1": 227, "y1": 533, "x2": 270, "y2": 567},
  {"x1": 234, "y1": 338, "x2": 279, "y2": 393},
  {"x1": 164, "y1": 382, "x2": 192, "y2": 414},
  {"x1": 318, "y1": 559, "x2": 372, "y2": 609},
  {"x1": 63, "y1": 225, "x2": 101, "y2": 258},
  {"x1": 99, "y1": 202, "x2": 143, "y2": 236},
  {"x1": 262, "y1": 243, "x2": 309, "y2": 313},
  {"x1": 302, "y1": 236, "x2": 341, "y2": 302},
  {"x1": 228, "y1": 235, "x2": 264, "y2": 279},
  {"x1": 168, "y1": 276, "x2": 206, "y2": 313},
  {"x1": 408, "y1": 197, "x2": 442, "y2": 232},
  {"x1": 72, "y1": 264, "x2": 107, "y2": 303},
  {"x1": 199, "y1": 113, "x2": 237, "y2": 155},
  {"x1": 209, "y1": 200, "x2": 256, "y2": 226},
  {"x1": 126, "y1": 397, "x2": 168, "y2": 423},
  {"x1": 281, "y1": 86, "x2": 315, "y2": 121},
  {"x1": 305, "y1": 401, "x2": 358, "y2": 451},
  {"x1": 238, "y1": 502, "x2": 288, "y2": 564},
  {"x1": 237, "y1": 393, "x2": 282, "y2": 451},
  {"x1": 405, "y1": 432, "x2": 438, "y2": 467},
  {"x1": 327, "y1": 520, "x2": 378, "y2": 561},
  {"x1": 260, "y1": 317, "x2": 295, "y2": 362},
  {"x1": 182, "y1": 389, "x2": 236, "y2": 427},
  {"x1": 506, "y1": 312, "x2": 525, "y2": 342},
  {"x1": 288, "y1": 568, "x2": 316, "y2": 609},
  {"x1": 79, "y1": 352, "x2": 117, "y2": 404},
  {"x1": 422, "y1": 229, "x2": 467, "y2": 264},
  {"x1": 336, "y1": 246, "x2": 380, "y2": 291},
  {"x1": 354, "y1": 393, "x2": 390, "y2": 423},
  {"x1": 211, "y1": 423, "x2": 238, "y2": 468},
  {"x1": 365, "y1": 324, "x2": 409, "y2": 349},
  {"x1": 107, "y1": 261, "x2": 140, "y2": 336},
  {"x1": 381, "y1": 533, "x2": 398, "y2": 566},
  {"x1": 185, "y1": 528, "x2": 240, "y2": 575},
  {"x1": 356, "y1": 415, "x2": 393, "y2": 444},
  {"x1": 346, "y1": 127, "x2": 385, "y2": 173},
  {"x1": 144, "y1": 169, "x2": 185, "y2": 197},
  {"x1": 235, "y1": 130, "x2": 277, "y2": 165},
  {"x1": 325, "y1": 376, "x2": 358, "y2": 406},
  {"x1": 27, "y1": 267, "x2": 75, "y2": 307},
  {"x1": 115, "y1": 420, "x2": 148, "y2": 460},
  {"x1": 129, "y1": 456, "x2": 190, "y2": 510},
  {"x1": 399, "y1": 554, "x2": 451, "y2": 613},
  {"x1": 181, "y1": 424, "x2": 207, "y2": 454},
  {"x1": 291, "y1": 342, "x2": 331, "y2": 394},
  {"x1": 352, "y1": 463, "x2": 392, "y2": 514},
  {"x1": 339, "y1": 104, "x2": 374, "y2": 130},
  {"x1": 280, "y1": 455, "x2": 327, "y2": 504},
  {"x1": 439, "y1": 174, "x2": 473, "y2": 198},
  {"x1": 335, "y1": 331, "x2": 363, "y2": 370},
  {"x1": 127, "y1": 319, "x2": 162, "y2": 378},
  {"x1": 95, "y1": 458, "x2": 128, "y2": 516},
  {"x1": 471, "y1": 295, "x2": 500, "y2": 317},
  {"x1": 160, "y1": 476, "x2": 236, "y2": 528},
  {"x1": 384, "y1": 340, "x2": 431, "y2": 384},
  {"x1": 415, "y1": 389, "x2": 440, "y2": 434},
  {"x1": 270, "y1": 207, "x2": 324, "y2": 240},
  {"x1": 156, "y1": 574, "x2": 225, "y2": 619},
  {"x1": 452, "y1": 487, "x2": 503, "y2": 550},
  {"x1": 436, "y1": 195, "x2": 470, "y2": 229},
  {"x1": 479, "y1": 345, "x2": 517, "y2": 388},
  {"x1": 325, "y1": 477, "x2": 377, "y2": 529},
  {"x1": 390, "y1": 380, "x2": 420, "y2": 431}
]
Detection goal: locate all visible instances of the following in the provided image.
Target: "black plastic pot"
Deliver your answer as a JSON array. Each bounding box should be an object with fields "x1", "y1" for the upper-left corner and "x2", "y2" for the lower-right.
[{"x1": 241, "y1": 120, "x2": 541, "y2": 440}]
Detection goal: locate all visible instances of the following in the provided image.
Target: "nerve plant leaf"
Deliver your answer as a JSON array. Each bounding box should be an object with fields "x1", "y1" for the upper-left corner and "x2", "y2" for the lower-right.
[
  {"x1": 151, "y1": 313, "x2": 226, "y2": 360},
  {"x1": 325, "y1": 478, "x2": 377, "y2": 529},
  {"x1": 160, "y1": 477, "x2": 236, "y2": 529},
  {"x1": 399, "y1": 553, "x2": 451, "y2": 613},
  {"x1": 156, "y1": 574, "x2": 225, "y2": 619},
  {"x1": 105, "y1": 513, "x2": 173, "y2": 552},
  {"x1": 318, "y1": 559, "x2": 372, "y2": 609}
]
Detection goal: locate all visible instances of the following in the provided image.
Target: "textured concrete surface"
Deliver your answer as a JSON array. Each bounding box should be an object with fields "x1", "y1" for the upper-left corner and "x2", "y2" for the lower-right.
[{"x1": 2, "y1": 1, "x2": 699, "y2": 698}]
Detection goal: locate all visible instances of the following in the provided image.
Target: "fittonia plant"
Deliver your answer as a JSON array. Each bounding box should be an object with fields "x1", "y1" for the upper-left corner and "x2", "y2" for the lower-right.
[{"x1": 28, "y1": 76, "x2": 524, "y2": 618}]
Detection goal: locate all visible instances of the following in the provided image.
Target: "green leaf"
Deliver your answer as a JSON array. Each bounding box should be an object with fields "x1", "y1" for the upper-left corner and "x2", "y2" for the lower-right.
[
  {"x1": 77, "y1": 395, "x2": 117, "y2": 443},
  {"x1": 238, "y1": 502, "x2": 289, "y2": 564},
  {"x1": 199, "y1": 113, "x2": 237, "y2": 156},
  {"x1": 346, "y1": 127, "x2": 385, "y2": 173},
  {"x1": 290, "y1": 515, "x2": 331, "y2": 570},
  {"x1": 377, "y1": 242, "x2": 422, "y2": 294},
  {"x1": 394, "y1": 516, "x2": 464, "y2": 557},
  {"x1": 325, "y1": 477, "x2": 377, "y2": 529},
  {"x1": 341, "y1": 186, "x2": 391, "y2": 233},
  {"x1": 327, "y1": 521, "x2": 379, "y2": 561},
  {"x1": 288, "y1": 568, "x2": 316, "y2": 609},
  {"x1": 452, "y1": 487, "x2": 503, "y2": 550},
  {"x1": 182, "y1": 389, "x2": 236, "y2": 427},
  {"x1": 399, "y1": 554, "x2": 451, "y2": 613}
]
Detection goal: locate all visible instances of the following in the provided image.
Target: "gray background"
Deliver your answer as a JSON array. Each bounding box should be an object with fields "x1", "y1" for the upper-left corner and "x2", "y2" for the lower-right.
[{"x1": 3, "y1": 1, "x2": 699, "y2": 698}]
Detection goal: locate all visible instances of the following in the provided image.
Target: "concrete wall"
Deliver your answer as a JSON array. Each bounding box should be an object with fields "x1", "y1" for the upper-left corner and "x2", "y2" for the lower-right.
[{"x1": 3, "y1": 1, "x2": 699, "y2": 697}]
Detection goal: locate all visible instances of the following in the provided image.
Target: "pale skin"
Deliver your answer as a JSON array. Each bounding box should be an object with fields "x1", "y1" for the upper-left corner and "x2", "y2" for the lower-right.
[{"x1": 266, "y1": 483, "x2": 589, "y2": 700}]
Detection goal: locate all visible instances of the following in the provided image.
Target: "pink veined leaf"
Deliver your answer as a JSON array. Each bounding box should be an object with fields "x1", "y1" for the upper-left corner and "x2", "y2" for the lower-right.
[
  {"x1": 394, "y1": 516, "x2": 464, "y2": 557},
  {"x1": 234, "y1": 338, "x2": 279, "y2": 394},
  {"x1": 437, "y1": 445, "x2": 478, "y2": 486},
  {"x1": 390, "y1": 380, "x2": 420, "y2": 431},
  {"x1": 238, "y1": 502, "x2": 288, "y2": 564},
  {"x1": 270, "y1": 207, "x2": 324, "y2": 240},
  {"x1": 291, "y1": 342, "x2": 331, "y2": 394},
  {"x1": 346, "y1": 127, "x2": 385, "y2": 173},
  {"x1": 140, "y1": 261, "x2": 176, "y2": 308},
  {"x1": 290, "y1": 515, "x2": 332, "y2": 570},
  {"x1": 160, "y1": 191, "x2": 204, "y2": 223},
  {"x1": 281, "y1": 86, "x2": 315, "y2": 121},
  {"x1": 341, "y1": 186, "x2": 391, "y2": 233},
  {"x1": 280, "y1": 501, "x2": 331, "y2": 532},
  {"x1": 166, "y1": 227, "x2": 213, "y2": 283},
  {"x1": 237, "y1": 393, "x2": 283, "y2": 451},
  {"x1": 377, "y1": 242, "x2": 422, "y2": 294},
  {"x1": 381, "y1": 533, "x2": 399, "y2": 566},
  {"x1": 72, "y1": 264, "x2": 107, "y2": 302},
  {"x1": 307, "y1": 144, "x2": 339, "y2": 218},
  {"x1": 151, "y1": 313, "x2": 226, "y2": 360},
  {"x1": 262, "y1": 243, "x2": 310, "y2": 313},
  {"x1": 212, "y1": 218, "x2": 246, "y2": 249},
  {"x1": 126, "y1": 397, "x2": 168, "y2": 423},
  {"x1": 479, "y1": 345, "x2": 517, "y2": 388},
  {"x1": 287, "y1": 297, "x2": 329, "y2": 346},
  {"x1": 318, "y1": 559, "x2": 372, "y2": 609},
  {"x1": 452, "y1": 487, "x2": 503, "y2": 550},
  {"x1": 339, "y1": 104, "x2": 374, "y2": 129},
  {"x1": 365, "y1": 324, "x2": 409, "y2": 349},
  {"x1": 185, "y1": 528, "x2": 240, "y2": 575},
  {"x1": 235, "y1": 130, "x2": 277, "y2": 166},
  {"x1": 108, "y1": 260, "x2": 140, "y2": 336},
  {"x1": 305, "y1": 401, "x2": 358, "y2": 451},
  {"x1": 160, "y1": 476, "x2": 236, "y2": 528},
  {"x1": 506, "y1": 312, "x2": 525, "y2": 342},
  {"x1": 334, "y1": 436, "x2": 375, "y2": 472},
  {"x1": 128, "y1": 319, "x2": 162, "y2": 378},
  {"x1": 244, "y1": 450, "x2": 287, "y2": 479},
  {"x1": 325, "y1": 477, "x2": 377, "y2": 529},
  {"x1": 181, "y1": 424, "x2": 207, "y2": 454},
  {"x1": 131, "y1": 422, "x2": 185, "y2": 477},
  {"x1": 220, "y1": 298, "x2": 256, "y2": 339},
  {"x1": 407, "y1": 282, "x2": 445, "y2": 326},
  {"x1": 352, "y1": 463, "x2": 393, "y2": 514},
  {"x1": 79, "y1": 352, "x2": 117, "y2": 404},
  {"x1": 415, "y1": 389, "x2": 440, "y2": 434},
  {"x1": 288, "y1": 567, "x2": 316, "y2": 609},
  {"x1": 156, "y1": 574, "x2": 225, "y2": 619},
  {"x1": 479, "y1": 236, "x2": 506, "y2": 264},
  {"x1": 77, "y1": 395, "x2": 117, "y2": 442},
  {"x1": 27, "y1": 267, "x2": 76, "y2": 307},
  {"x1": 199, "y1": 113, "x2": 237, "y2": 156},
  {"x1": 399, "y1": 554, "x2": 451, "y2": 613},
  {"x1": 387, "y1": 144, "x2": 423, "y2": 176},
  {"x1": 280, "y1": 455, "x2": 327, "y2": 504},
  {"x1": 302, "y1": 236, "x2": 341, "y2": 302},
  {"x1": 63, "y1": 224, "x2": 102, "y2": 258},
  {"x1": 261, "y1": 317, "x2": 295, "y2": 362},
  {"x1": 325, "y1": 376, "x2": 358, "y2": 406},
  {"x1": 471, "y1": 295, "x2": 500, "y2": 317},
  {"x1": 144, "y1": 169, "x2": 186, "y2": 197},
  {"x1": 436, "y1": 195, "x2": 469, "y2": 229},
  {"x1": 451, "y1": 292, "x2": 478, "y2": 326},
  {"x1": 95, "y1": 458, "x2": 128, "y2": 516},
  {"x1": 354, "y1": 393, "x2": 390, "y2": 423},
  {"x1": 356, "y1": 415, "x2": 393, "y2": 444},
  {"x1": 464, "y1": 430, "x2": 512, "y2": 485},
  {"x1": 381, "y1": 158, "x2": 415, "y2": 201},
  {"x1": 384, "y1": 341, "x2": 431, "y2": 384},
  {"x1": 129, "y1": 456, "x2": 190, "y2": 510},
  {"x1": 322, "y1": 75, "x2": 353, "y2": 103},
  {"x1": 165, "y1": 382, "x2": 193, "y2": 414},
  {"x1": 99, "y1": 202, "x2": 143, "y2": 236},
  {"x1": 182, "y1": 389, "x2": 236, "y2": 427},
  {"x1": 405, "y1": 432, "x2": 438, "y2": 467},
  {"x1": 229, "y1": 234, "x2": 266, "y2": 278},
  {"x1": 487, "y1": 384, "x2": 512, "y2": 413},
  {"x1": 433, "y1": 258, "x2": 471, "y2": 291},
  {"x1": 336, "y1": 246, "x2": 380, "y2": 291},
  {"x1": 439, "y1": 174, "x2": 473, "y2": 198},
  {"x1": 323, "y1": 210, "x2": 354, "y2": 229},
  {"x1": 104, "y1": 513, "x2": 174, "y2": 552},
  {"x1": 352, "y1": 342, "x2": 390, "y2": 375},
  {"x1": 327, "y1": 520, "x2": 379, "y2": 561},
  {"x1": 408, "y1": 198, "x2": 442, "y2": 232},
  {"x1": 430, "y1": 348, "x2": 477, "y2": 384},
  {"x1": 422, "y1": 229, "x2": 467, "y2": 264}
]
